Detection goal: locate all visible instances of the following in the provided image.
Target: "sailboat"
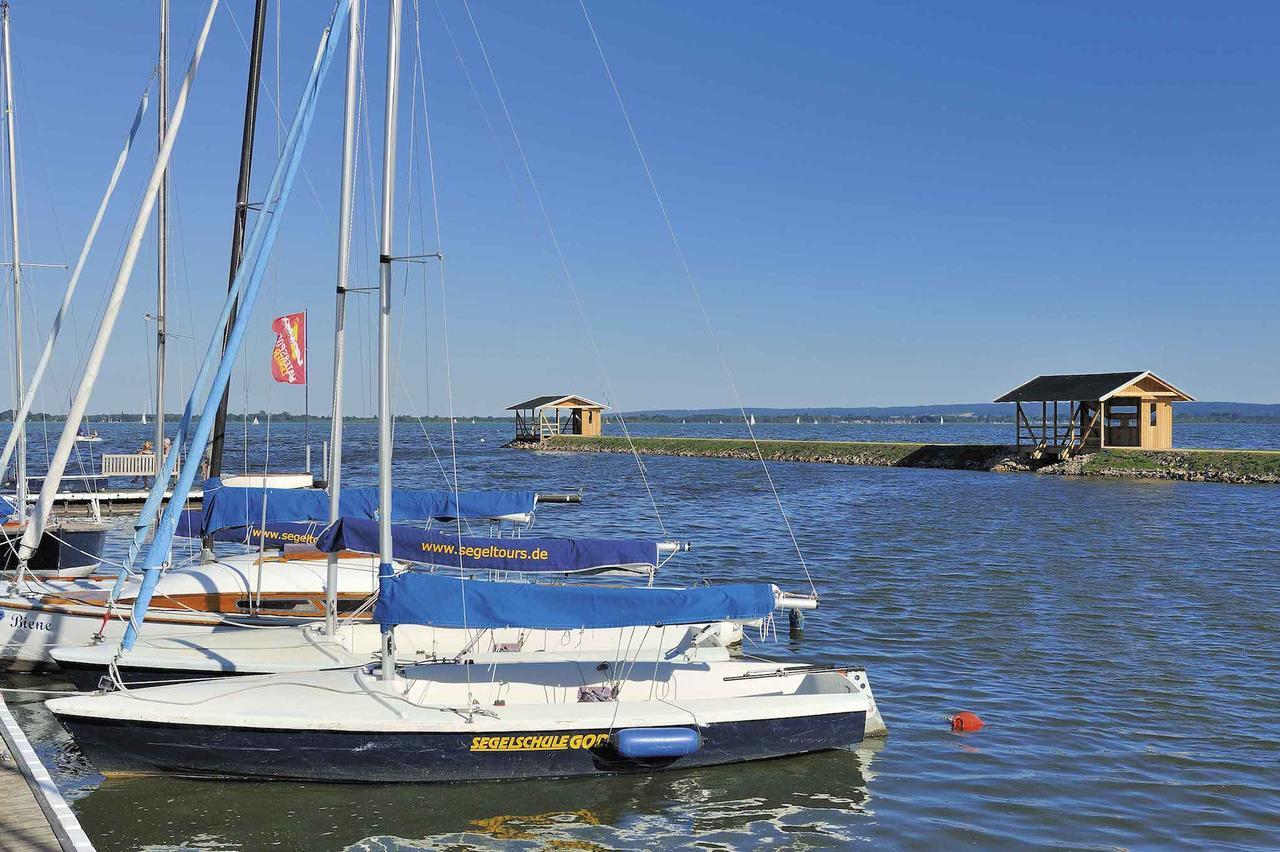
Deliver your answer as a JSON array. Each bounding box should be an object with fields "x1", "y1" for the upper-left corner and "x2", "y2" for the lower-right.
[
  {"x1": 795, "y1": 416, "x2": 801, "y2": 424},
  {"x1": 45, "y1": 0, "x2": 741, "y2": 686},
  {"x1": 140, "y1": 411, "x2": 148, "y2": 425},
  {"x1": 0, "y1": 0, "x2": 345, "y2": 666},
  {"x1": 749, "y1": 414, "x2": 756, "y2": 426},
  {"x1": 0, "y1": 2, "x2": 107, "y2": 579},
  {"x1": 47, "y1": 0, "x2": 883, "y2": 782}
]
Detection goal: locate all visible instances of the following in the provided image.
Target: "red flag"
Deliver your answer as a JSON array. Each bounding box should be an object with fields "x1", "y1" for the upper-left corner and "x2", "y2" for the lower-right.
[{"x1": 271, "y1": 312, "x2": 307, "y2": 385}]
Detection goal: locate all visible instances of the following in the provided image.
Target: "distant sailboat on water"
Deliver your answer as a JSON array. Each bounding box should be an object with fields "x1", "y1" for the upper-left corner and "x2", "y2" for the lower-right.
[
  {"x1": 795, "y1": 416, "x2": 800, "y2": 424},
  {"x1": 749, "y1": 414, "x2": 756, "y2": 426},
  {"x1": 252, "y1": 416, "x2": 260, "y2": 425}
]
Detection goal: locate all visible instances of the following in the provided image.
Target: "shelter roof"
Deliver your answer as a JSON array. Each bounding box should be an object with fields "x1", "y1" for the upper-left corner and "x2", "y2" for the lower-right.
[
  {"x1": 994, "y1": 371, "x2": 1193, "y2": 403},
  {"x1": 507, "y1": 394, "x2": 608, "y2": 411}
]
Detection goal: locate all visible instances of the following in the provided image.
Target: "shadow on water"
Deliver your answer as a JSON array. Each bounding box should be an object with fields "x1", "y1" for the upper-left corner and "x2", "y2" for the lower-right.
[{"x1": 71, "y1": 743, "x2": 883, "y2": 851}]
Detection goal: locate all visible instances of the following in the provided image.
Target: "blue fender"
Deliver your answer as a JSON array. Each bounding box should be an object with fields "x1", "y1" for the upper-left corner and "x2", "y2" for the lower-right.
[{"x1": 613, "y1": 727, "x2": 701, "y2": 759}]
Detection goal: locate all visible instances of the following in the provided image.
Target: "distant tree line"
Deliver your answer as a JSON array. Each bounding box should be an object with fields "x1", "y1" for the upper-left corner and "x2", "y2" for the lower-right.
[{"x1": 6, "y1": 410, "x2": 1279, "y2": 425}]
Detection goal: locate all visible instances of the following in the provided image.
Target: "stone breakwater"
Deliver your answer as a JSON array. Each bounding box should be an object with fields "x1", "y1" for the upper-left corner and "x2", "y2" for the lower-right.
[{"x1": 511, "y1": 436, "x2": 1280, "y2": 485}]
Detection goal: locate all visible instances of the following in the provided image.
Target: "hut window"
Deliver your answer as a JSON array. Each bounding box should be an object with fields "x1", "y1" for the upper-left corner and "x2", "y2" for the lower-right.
[{"x1": 1150, "y1": 405, "x2": 1158, "y2": 427}]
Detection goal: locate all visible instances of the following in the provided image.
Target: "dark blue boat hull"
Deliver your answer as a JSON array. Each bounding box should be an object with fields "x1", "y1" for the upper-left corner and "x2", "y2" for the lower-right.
[
  {"x1": 57, "y1": 710, "x2": 866, "y2": 782},
  {"x1": 1, "y1": 524, "x2": 106, "y2": 574}
]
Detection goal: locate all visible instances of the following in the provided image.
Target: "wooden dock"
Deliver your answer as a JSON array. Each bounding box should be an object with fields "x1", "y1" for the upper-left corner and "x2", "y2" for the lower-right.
[
  {"x1": 24, "y1": 489, "x2": 202, "y2": 519},
  {"x1": 0, "y1": 694, "x2": 94, "y2": 851}
]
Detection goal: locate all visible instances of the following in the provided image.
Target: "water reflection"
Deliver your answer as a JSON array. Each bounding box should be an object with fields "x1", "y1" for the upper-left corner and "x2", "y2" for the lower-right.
[
  {"x1": 71, "y1": 743, "x2": 881, "y2": 851},
  {"x1": 9, "y1": 421, "x2": 1280, "y2": 848}
]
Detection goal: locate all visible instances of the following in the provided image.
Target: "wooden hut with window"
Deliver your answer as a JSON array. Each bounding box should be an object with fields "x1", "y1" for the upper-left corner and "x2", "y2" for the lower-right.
[
  {"x1": 508, "y1": 394, "x2": 608, "y2": 442},
  {"x1": 994, "y1": 371, "x2": 1193, "y2": 458}
]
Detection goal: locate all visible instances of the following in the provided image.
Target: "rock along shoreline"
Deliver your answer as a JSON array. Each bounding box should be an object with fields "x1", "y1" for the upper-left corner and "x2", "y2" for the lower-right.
[{"x1": 511, "y1": 436, "x2": 1280, "y2": 485}]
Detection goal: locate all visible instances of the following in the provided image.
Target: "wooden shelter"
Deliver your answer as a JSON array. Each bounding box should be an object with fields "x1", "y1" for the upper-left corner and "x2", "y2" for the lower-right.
[
  {"x1": 995, "y1": 371, "x2": 1193, "y2": 457},
  {"x1": 508, "y1": 394, "x2": 607, "y2": 441}
]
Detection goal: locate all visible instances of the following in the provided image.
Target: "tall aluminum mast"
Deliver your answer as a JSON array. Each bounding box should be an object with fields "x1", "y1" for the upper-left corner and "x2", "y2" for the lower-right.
[
  {"x1": 326, "y1": 0, "x2": 360, "y2": 636},
  {"x1": 153, "y1": 0, "x2": 169, "y2": 469},
  {"x1": 376, "y1": 0, "x2": 402, "y2": 680},
  {"x1": 15, "y1": 0, "x2": 220, "y2": 567},
  {"x1": 2, "y1": 2, "x2": 25, "y2": 517}
]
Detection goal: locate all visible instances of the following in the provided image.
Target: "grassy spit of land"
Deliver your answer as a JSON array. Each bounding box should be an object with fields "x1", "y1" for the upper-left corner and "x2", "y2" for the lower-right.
[{"x1": 515, "y1": 436, "x2": 1280, "y2": 484}]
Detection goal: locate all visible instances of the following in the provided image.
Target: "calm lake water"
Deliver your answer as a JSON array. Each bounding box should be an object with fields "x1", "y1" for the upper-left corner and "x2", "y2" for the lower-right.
[{"x1": 4, "y1": 421, "x2": 1280, "y2": 849}]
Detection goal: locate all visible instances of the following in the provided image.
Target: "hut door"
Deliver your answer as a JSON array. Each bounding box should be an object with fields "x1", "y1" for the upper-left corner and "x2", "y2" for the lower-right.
[{"x1": 1106, "y1": 398, "x2": 1140, "y2": 447}]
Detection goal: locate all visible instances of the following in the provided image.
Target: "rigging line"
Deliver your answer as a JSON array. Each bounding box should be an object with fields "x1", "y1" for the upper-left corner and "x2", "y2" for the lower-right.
[
  {"x1": 275, "y1": 0, "x2": 283, "y2": 157},
  {"x1": 399, "y1": 13, "x2": 450, "y2": 488},
  {"x1": 63, "y1": 162, "x2": 152, "y2": 391},
  {"x1": 167, "y1": 168, "x2": 205, "y2": 462},
  {"x1": 392, "y1": 364, "x2": 451, "y2": 487},
  {"x1": 408, "y1": 3, "x2": 458, "y2": 508},
  {"x1": 389, "y1": 28, "x2": 423, "y2": 457},
  {"x1": 8, "y1": 70, "x2": 95, "y2": 478},
  {"x1": 356, "y1": 8, "x2": 381, "y2": 418},
  {"x1": 459, "y1": 0, "x2": 668, "y2": 536},
  {"x1": 429, "y1": 0, "x2": 520, "y2": 199},
  {"x1": 412, "y1": 0, "x2": 459, "y2": 500},
  {"x1": 405, "y1": 22, "x2": 433, "y2": 427},
  {"x1": 9, "y1": 47, "x2": 70, "y2": 268},
  {"x1": 576, "y1": 0, "x2": 815, "y2": 595},
  {"x1": 411, "y1": 0, "x2": 469, "y2": 699},
  {"x1": 222, "y1": 0, "x2": 328, "y2": 217}
]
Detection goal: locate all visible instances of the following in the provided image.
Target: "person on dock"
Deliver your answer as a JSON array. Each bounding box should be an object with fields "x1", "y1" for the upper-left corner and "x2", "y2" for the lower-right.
[{"x1": 134, "y1": 440, "x2": 154, "y2": 486}]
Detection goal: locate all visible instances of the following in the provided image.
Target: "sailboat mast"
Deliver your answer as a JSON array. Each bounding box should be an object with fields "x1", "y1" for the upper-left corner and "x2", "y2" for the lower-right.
[
  {"x1": 326, "y1": 0, "x2": 360, "y2": 636},
  {"x1": 208, "y1": 0, "x2": 268, "y2": 488},
  {"x1": 2, "y1": 2, "x2": 25, "y2": 517},
  {"x1": 153, "y1": 0, "x2": 169, "y2": 469},
  {"x1": 15, "y1": 0, "x2": 220, "y2": 569},
  {"x1": 0, "y1": 85, "x2": 151, "y2": 502},
  {"x1": 376, "y1": 0, "x2": 402, "y2": 680}
]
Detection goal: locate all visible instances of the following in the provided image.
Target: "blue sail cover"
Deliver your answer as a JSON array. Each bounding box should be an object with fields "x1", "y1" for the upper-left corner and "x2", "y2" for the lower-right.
[
  {"x1": 198, "y1": 478, "x2": 536, "y2": 534},
  {"x1": 0, "y1": 494, "x2": 14, "y2": 519},
  {"x1": 375, "y1": 571, "x2": 777, "y2": 629},
  {"x1": 316, "y1": 516, "x2": 658, "y2": 574},
  {"x1": 174, "y1": 508, "x2": 326, "y2": 547}
]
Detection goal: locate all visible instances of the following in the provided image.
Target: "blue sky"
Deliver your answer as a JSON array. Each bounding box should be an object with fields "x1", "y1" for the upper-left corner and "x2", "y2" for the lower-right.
[{"x1": 0, "y1": 1, "x2": 1276, "y2": 417}]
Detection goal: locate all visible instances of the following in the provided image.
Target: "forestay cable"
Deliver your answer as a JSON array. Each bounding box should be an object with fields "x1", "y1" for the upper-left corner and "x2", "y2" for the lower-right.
[
  {"x1": 459, "y1": 0, "x2": 668, "y2": 536},
  {"x1": 577, "y1": 0, "x2": 817, "y2": 596}
]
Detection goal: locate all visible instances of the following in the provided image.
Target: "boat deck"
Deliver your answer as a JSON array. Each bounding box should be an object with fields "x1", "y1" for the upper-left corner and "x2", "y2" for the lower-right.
[{"x1": 0, "y1": 693, "x2": 94, "y2": 851}]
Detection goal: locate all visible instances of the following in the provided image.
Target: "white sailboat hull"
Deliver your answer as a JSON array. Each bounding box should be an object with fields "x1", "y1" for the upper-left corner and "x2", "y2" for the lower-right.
[
  {"x1": 51, "y1": 619, "x2": 747, "y2": 689},
  {"x1": 48, "y1": 658, "x2": 884, "y2": 782},
  {"x1": 0, "y1": 551, "x2": 383, "y2": 670}
]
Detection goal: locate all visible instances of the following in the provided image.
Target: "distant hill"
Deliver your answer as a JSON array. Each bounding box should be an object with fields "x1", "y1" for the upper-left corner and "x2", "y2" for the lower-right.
[{"x1": 622, "y1": 402, "x2": 1280, "y2": 424}]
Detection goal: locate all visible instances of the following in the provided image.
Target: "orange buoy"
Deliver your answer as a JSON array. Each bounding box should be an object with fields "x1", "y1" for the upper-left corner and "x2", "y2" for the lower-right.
[{"x1": 949, "y1": 711, "x2": 984, "y2": 732}]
